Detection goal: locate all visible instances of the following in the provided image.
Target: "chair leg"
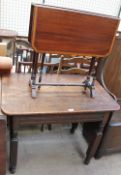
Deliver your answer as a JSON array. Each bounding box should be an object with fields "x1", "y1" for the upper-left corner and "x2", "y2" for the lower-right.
[
  {"x1": 40, "y1": 124, "x2": 52, "y2": 131},
  {"x1": 48, "y1": 124, "x2": 52, "y2": 131},
  {"x1": 40, "y1": 124, "x2": 44, "y2": 132},
  {"x1": 17, "y1": 62, "x2": 21, "y2": 73},
  {"x1": 70, "y1": 123, "x2": 78, "y2": 134}
]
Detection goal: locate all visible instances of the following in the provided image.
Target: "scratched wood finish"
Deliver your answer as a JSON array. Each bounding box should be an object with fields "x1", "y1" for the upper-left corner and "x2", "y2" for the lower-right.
[
  {"x1": 1, "y1": 74, "x2": 119, "y2": 116},
  {"x1": 28, "y1": 5, "x2": 119, "y2": 57},
  {"x1": 103, "y1": 33, "x2": 121, "y2": 99}
]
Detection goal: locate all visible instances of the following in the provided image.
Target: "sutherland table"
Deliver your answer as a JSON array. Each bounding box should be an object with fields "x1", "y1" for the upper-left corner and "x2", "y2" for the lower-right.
[{"x1": 1, "y1": 74, "x2": 120, "y2": 173}]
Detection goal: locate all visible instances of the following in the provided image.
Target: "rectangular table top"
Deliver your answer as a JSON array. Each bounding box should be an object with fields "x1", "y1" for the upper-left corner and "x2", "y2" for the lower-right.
[
  {"x1": 29, "y1": 5, "x2": 119, "y2": 57},
  {"x1": 1, "y1": 74, "x2": 120, "y2": 116}
]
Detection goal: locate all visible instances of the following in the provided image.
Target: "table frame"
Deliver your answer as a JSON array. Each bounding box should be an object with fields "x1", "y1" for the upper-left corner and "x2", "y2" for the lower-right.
[
  {"x1": 1, "y1": 73, "x2": 119, "y2": 173},
  {"x1": 8, "y1": 111, "x2": 112, "y2": 173}
]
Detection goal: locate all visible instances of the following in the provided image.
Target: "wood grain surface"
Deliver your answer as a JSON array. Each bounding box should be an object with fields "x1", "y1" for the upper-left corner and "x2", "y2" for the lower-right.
[
  {"x1": 29, "y1": 5, "x2": 119, "y2": 57},
  {"x1": 1, "y1": 74, "x2": 119, "y2": 116}
]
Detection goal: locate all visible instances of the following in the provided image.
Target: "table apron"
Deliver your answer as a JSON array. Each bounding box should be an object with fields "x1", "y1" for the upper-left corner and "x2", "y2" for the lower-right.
[{"x1": 12, "y1": 112, "x2": 105, "y2": 125}]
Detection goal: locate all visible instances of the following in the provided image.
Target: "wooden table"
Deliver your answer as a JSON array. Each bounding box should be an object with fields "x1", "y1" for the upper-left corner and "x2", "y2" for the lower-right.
[
  {"x1": 1, "y1": 74, "x2": 120, "y2": 173},
  {"x1": 28, "y1": 5, "x2": 119, "y2": 98}
]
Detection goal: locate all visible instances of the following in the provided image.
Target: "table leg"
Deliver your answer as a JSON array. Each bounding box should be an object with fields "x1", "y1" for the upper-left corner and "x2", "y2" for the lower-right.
[
  {"x1": 84, "y1": 121, "x2": 103, "y2": 164},
  {"x1": 88, "y1": 57, "x2": 96, "y2": 75},
  {"x1": 38, "y1": 53, "x2": 45, "y2": 84},
  {"x1": 70, "y1": 123, "x2": 78, "y2": 134},
  {"x1": 9, "y1": 117, "x2": 18, "y2": 174},
  {"x1": 95, "y1": 112, "x2": 113, "y2": 158},
  {"x1": 84, "y1": 112, "x2": 111, "y2": 164},
  {"x1": 30, "y1": 52, "x2": 39, "y2": 98},
  {"x1": 0, "y1": 116, "x2": 6, "y2": 175},
  {"x1": 31, "y1": 52, "x2": 38, "y2": 82}
]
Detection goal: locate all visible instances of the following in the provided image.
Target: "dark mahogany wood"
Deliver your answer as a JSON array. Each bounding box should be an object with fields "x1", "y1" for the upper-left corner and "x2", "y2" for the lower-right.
[{"x1": 29, "y1": 4, "x2": 119, "y2": 57}]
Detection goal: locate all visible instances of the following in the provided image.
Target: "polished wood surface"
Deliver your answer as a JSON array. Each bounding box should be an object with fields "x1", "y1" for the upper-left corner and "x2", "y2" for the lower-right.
[
  {"x1": 103, "y1": 33, "x2": 121, "y2": 99},
  {"x1": 1, "y1": 74, "x2": 119, "y2": 116},
  {"x1": 29, "y1": 5, "x2": 119, "y2": 57}
]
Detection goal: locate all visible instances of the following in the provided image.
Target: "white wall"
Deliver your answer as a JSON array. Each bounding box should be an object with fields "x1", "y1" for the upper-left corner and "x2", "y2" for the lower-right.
[
  {"x1": 0, "y1": 0, "x2": 42, "y2": 36},
  {"x1": 46, "y1": 0, "x2": 121, "y2": 16},
  {"x1": 0, "y1": 0, "x2": 121, "y2": 36}
]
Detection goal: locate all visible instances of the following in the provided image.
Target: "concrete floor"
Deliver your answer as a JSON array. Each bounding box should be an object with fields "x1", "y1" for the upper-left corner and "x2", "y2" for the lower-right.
[{"x1": 7, "y1": 124, "x2": 121, "y2": 175}]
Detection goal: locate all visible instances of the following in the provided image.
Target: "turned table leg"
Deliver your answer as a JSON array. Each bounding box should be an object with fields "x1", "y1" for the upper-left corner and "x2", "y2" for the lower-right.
[
  {"x1": 84, "y1": 121, "x2": 103, "y2": 164},
  {"x1": 9, "y1": 117, "x2": 18, "y2": 174},
  {"x1": 84, "y1": 112, "x2": 111, "y2": 164},
  {"x1": 0, "y1": 116, "x2": 6, "y2": 175},
  {"x1": 95, "y1": 112, "x2": 113, "y2": 158}
]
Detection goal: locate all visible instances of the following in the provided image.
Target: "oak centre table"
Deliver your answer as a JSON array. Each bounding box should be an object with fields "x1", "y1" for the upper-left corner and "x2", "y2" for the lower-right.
[{"x1": 1, "y1": 73, "x2": 120, "y2": 173}]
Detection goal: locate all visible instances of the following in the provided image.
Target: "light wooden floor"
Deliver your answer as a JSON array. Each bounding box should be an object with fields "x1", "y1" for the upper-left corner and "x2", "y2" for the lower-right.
[{"x1": 7, "y1": 125, "x2": 121, "y2": 175}]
